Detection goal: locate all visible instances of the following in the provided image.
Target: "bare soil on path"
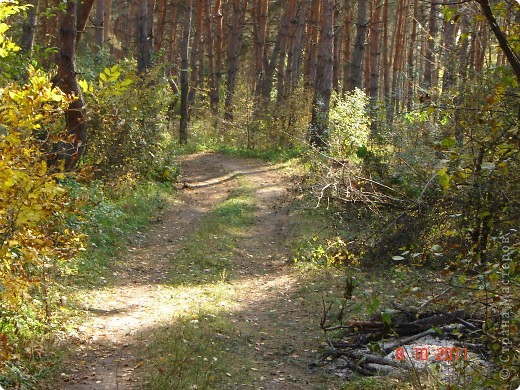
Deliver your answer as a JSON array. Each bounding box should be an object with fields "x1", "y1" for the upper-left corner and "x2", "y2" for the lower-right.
[{"x1": 59, "y1": 153, "x2": 342, "y2": 390}]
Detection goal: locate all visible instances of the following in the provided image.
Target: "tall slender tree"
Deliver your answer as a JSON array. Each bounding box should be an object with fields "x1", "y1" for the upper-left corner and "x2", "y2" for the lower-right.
[
  {"x1": 54, "y1": 0, "x2": 87, "y2": 169},
  {"x1": 309, "y1": 0, "x2": 334, "y2": 148},
  {"x1": 20, "y1": 0, "x2": 38, "y2": 54},
  {"x1": 180, "y1": 0, "x2": 193, "y2": 144},
  {"x1": 350, "y1": 0, "x2": 368, "y2": 90}
]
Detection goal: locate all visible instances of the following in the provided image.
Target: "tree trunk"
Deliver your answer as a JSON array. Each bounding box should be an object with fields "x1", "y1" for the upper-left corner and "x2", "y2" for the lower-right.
[
  {"x1": 205, "y1": 0, "x2": 217, "y2": 112},
  {"x1": 167, "y1": 2, "x2": 179, "y2": 63},
  {"x1": 180, "y1": 0, "x2": 193, "y2": 144},
  {"x1": 54, "y1": 0, "x2": 86, "y2": 170},
  {"x1": 476, "y1": 0, "x2": 520, "y2": 84},
  {"x1": 406, "y1": 0, "x2": 418, "y2": 108},
  {"x1": 137, "y1": 0, "x2": 152, "y2": 74},
  {"x1": 381, "y1": 0, "x2": 389, "y2": 97},
  {"x1": 94, "y1": 0, "x2": 104, "y2": 51},
  {"x1": 103, "y1": 0, "x2": 111, "y2": 44},
  {"x1": 332, "y1": 19, "x2": 342, "y2": 93},
  {"x1": 213, "y1": 0, "x2": 223, "y2": 112},
  {"x1": 76, "y1": 0, "x2": 96, "y2": 43},
  {"x1": 20, "y1": 0, "x2": 39, "y2": 54},
  {"x1": 277, "y1": 0, "x2": 295, "y2": 102},
  {"x1": 154, "y1": 0, "x2": 168, "y2": 52},
  {"x1": 369, "y1": 0, "x2": 381, "y2": 101},
  {"x1": 423, "y1": 0, "x2": 437, "y2": 88},
  {"x1": 305, "y1": 0, "x2": 321, "y2": 86},
  {"x1": 252, "y1": 0, "x2": 269, "y2": 96},
  {"x1": 441, "y1": 9, "x2": 457, "y2": 92},
  {"x1": 224, "y1": 0, "x2": 248, "y2": 121},
  {"x1": 350, "y1": 0, "x2": 368, "y2": 90},
  {"x1": 189, "y1": 0, "x2": 203, "y2": 105},
  {"x1": 342, "y1": 0, "x2": 352, "y2": 92},
  {"x1": 309, "y1": 0, "x2": 334, "y2": 149}
]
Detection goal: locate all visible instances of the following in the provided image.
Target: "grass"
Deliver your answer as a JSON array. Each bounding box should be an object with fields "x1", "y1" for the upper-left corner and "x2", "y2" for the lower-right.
[
  {"x1": 167, "y1": 181, "x2": 256, "y2": 285},
  {"x1": 73, "y1": 181, "x2": 173, "y2": 285},
  {"x1": 0, "y1": 180, "x2": 174, "y2": 389},
  {"x1": 140, "y1": 179, "x2": 263, "y2": 388}
]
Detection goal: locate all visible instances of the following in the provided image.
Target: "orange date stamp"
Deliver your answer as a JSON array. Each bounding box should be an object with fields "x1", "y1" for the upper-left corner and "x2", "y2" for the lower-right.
[{"x1": 394, "y1": 346, "x2": 468, "y2": 362}]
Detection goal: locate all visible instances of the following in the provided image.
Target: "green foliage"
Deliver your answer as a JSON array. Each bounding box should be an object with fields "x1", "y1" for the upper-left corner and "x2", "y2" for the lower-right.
[
  {"x1": 294, "y1": 236, "x2": 363, "y2": 268},
  {"x1": 78, "y1": 60, "x2": 178, "y2": 182},
  {"x1": 0, "y1": 5, "x2": 83, "y2": 382},
  {"x1": 329, "y1": 89, "x2": 371, "y2": 159},
  {"x1": 73, "y1": 180, "x2": 172, "y2": 284}
]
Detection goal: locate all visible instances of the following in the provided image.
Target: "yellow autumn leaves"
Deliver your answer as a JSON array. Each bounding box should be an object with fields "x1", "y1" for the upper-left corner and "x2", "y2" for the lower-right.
[{"x1": 0, "y1": 2, "x2": 84, "y2": 356}]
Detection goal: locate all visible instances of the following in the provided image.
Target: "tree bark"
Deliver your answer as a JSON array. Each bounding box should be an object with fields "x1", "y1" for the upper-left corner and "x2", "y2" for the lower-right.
[
  {"x1": 305, "y1": 0, "x2": 321, "y2": 86},
  {"x1": 137, "y1": 0, "x2": 152, "y2": 74},
  {"x1": 180, "y1": 0, "x2": 193, "y2": 144},
  {"x1": 103, "y1": 0, "x2": 111, "y2": 43},
  {"x1": 167, "y1": 2, "x2": 179, "y2": 63},
  {"x1": 369, "y1": 0, "x2": 381, "y2": 101},
  {"x1": 94, "y1": 0, "x2": 104, "y2": 51},
  {"x1": 309, "y1": 0, "x2": 334, "y2": 149},
  {"x1": 205, "y1": 0, "x2": 218, "y2": 113},
  {"x1": 20, "y1": 0, "x2": 39, "y2": 54},
  {"x1": 189, "y1": 0, "x2": 203, "y2": 105},
  {"x1": 475, "y1": 0, "x2": 520, "y2": 84},
  {"x1": 154, "y1": 0, "x2": 168, "y2": 52},
  {"x1": 342, "y1": 0, "x2": 352, "y2": 92},
  {"x1": 213, "y1": 0, "x2": 223, "y2": 112},
  {"x1": 423, "y1": 0, "x2": 437, "y2": 89},
  {"x1": 350, "y1": 0, "x2": 368, "y2": 90},
  {"x1": 76, "y1": 0, "x2": 96, "y2": 43},
  {"x1": 224, "y1": 0, "x2": 248, "y2": 121},
  {"x1": 252, "y1": 0, "x2": 269, "y2": 96},
  {"x1": 54, "y1": 0, "x2": 86, "y2": 170},
  {"x1": 406, "y1": 0, "x2": 418, "y2": 108}
]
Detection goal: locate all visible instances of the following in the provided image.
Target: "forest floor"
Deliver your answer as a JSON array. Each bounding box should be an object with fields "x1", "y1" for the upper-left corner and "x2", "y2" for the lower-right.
[{"x1": 57, "y1": 152, "x2": 349, "y2": 389}]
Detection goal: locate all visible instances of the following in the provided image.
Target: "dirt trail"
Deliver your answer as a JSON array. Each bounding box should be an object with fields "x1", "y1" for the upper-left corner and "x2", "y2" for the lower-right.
[{"x1": 60, "y1": 153, "x2": 340, "y2": 389}]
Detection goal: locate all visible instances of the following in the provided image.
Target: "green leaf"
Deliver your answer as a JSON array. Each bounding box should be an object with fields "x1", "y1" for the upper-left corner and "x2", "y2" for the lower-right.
[
  {"x1": 438, "y1": 168, "x2": 451, "y2": 191},
  {"x1": 356, "y1": 145, "x2": 368, "y2": 159},
  {"x1": 481, "y1": 162, "x2": 495, "y2": 170}
]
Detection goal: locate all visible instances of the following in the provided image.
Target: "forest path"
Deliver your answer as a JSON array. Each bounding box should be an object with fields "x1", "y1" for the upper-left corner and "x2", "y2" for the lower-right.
[{"x1": 60, "y1": 153, "x2": 341, "y2": 390}]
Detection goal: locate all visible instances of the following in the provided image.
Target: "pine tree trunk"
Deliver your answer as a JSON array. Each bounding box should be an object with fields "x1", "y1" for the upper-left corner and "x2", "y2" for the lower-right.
[
  {"x1": 167, "y1": 3, "x2": 179, "y2": 63},
  {"x1": 54, "y1": 0, "x2": 86, "y2": 170},
  {"x1": 76, "y1": 0, "x2": 96, "y2": 43},
  {"x1": 406, "y1": 0, "x2": 418, "y2": 108},
  {"x1": 423, "y1": 0, "x2": 437, "y2": 89},
  {"x1": 180, "y1": 0, "x2": 193, "y2": 144},
  {"x1": 20, "y1": 0, "x2": 38, "y2": 54},
  {"x1": 205, "y1": 0, "x2": 218, "y2": 113},
  {"x1": 154, "y1": 0, "x2": 168, "y2": 52},
  {"x1": 252, "y1": 0, "x2": 269, "y2": 96},
  {"x1": 288, "y1": 0, "x2": 308, "y2": 91},
  {"x1": 305, "y1": 0, "x2": 321, "y2": 86},
  {"x1": 137, "y1": 0, "x2": 152, "y2": 74},
  {"x1": 342, "y1": 0, "x2": 352, "y2": 92},
  {"x1": 277, "y1": 0, "x2": 295, "y2": 101},
  {"x1": 189, "y1": 0, "x2": 203, "y2": 105},
  {"x1": 103, "y1": 0, "x2": 111, "y2": 44},
  {"x1": 224, "y1": 0, "x2": 248, "y2": 121},
  {"x1": 213, "y1": 0, "x2": 223, "y2": 112},
  {"x1": 381, "y1": 0, "x2": 389, "y2": 97},
  {"x1": 369, "y1": 0, "x2": 381, "y2": 101},
  {"x1": 309, "y1": 0, "x2": 334, "y2": 149},
  {"x1": 350, "y1": 0, "x2": 368, "y2": 90},
  {"x1": 94, "y1": 0, "x2": 104, "y2": 51}
]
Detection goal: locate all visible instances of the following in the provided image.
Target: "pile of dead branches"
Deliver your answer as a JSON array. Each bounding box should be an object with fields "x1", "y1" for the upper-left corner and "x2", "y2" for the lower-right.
[{"x1": 315, "y1": 297, "x2": 488, "y2": 379}]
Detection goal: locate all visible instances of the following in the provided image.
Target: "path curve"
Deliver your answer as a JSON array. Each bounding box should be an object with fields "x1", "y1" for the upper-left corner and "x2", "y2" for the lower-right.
[{"x1": 59, "y1": 153, "x2": 340, "y2": 390}]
